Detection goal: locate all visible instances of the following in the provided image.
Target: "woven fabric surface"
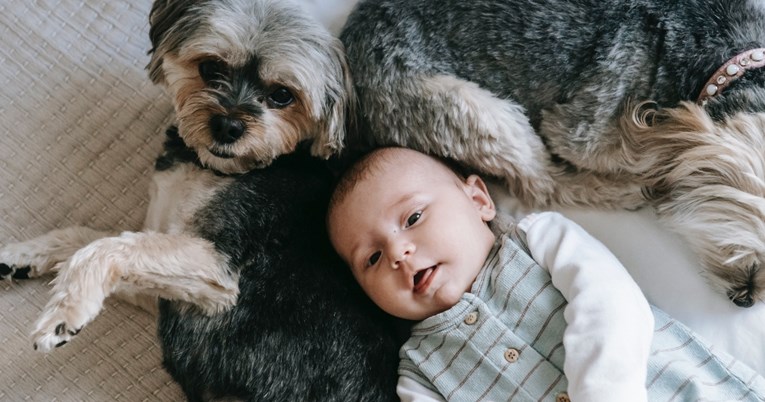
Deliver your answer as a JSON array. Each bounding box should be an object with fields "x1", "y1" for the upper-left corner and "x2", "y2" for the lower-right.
[{"x1": 0, "y1": 0, "x2": 182, "y2": 400}]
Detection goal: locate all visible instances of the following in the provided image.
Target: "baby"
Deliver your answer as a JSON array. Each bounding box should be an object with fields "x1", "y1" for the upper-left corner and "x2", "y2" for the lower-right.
[{"x1": 328, "y1": 147, "x2": 765, "y2": 402}]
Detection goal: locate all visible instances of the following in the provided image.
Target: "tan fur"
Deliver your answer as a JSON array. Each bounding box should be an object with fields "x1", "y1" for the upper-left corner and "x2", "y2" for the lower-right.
[
  {"x1": 617, "y1": 102, "x2": 765, "y2": 303},
  {"x1": 2, "y1": 0, "x2": 360, "y2": 361},
  {"x1": 146, "y1": 0, "x2": 354, "y2": 173},
  {"x1": 160, "y1": 54, "x2": 315, "y2": 174},
  {"x1": 30, "y1": 231, "x2": 239, "y2": 351}
]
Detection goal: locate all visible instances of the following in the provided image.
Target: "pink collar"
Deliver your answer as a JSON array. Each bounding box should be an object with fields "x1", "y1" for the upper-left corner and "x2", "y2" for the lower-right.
[{"x1": 697, "y1": 48, "x2": 765, "y2": 105}]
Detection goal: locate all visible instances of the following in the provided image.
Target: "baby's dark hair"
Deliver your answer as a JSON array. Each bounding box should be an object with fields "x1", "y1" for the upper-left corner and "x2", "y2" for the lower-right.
[{"x1": 328, "y1": 147, "x2": 472, "y2": 218}]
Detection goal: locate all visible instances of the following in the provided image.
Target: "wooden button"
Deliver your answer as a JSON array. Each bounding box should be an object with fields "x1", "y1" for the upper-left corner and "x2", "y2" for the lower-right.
[
  {"x1": 556, "y1": 392, "x2": 571, "y2": 402},
  {"x1": 464, "y1": 311, "x2": 478, "y2": 325},
  {"x1": 504, "y1": 348, "x2": 519, "y2": 363}
]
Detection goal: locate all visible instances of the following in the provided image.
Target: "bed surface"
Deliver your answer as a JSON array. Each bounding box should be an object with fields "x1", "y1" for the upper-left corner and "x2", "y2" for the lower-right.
[{"x1": 0, "y1": 1, "x2": 762, "y2": 400}]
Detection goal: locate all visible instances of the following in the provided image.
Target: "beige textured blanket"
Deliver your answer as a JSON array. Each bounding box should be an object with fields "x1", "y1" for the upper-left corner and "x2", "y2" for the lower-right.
[{"x1": 0, "y1": 1, "x2": 183, "y2": 400}]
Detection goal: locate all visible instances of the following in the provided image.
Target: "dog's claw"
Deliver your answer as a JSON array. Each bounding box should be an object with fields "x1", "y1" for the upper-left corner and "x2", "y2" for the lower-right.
[
  {"x1": 32, "y1": 306, "x2": 91, "y2": 352},
  {"x1": 32, "y1": 321, "x2": 79, "y2": 352}
]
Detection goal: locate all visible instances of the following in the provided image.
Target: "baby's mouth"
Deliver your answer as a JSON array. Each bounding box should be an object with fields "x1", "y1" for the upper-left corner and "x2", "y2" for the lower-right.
[{"x1": 413, "y1": 265, "x2": 438, "y2": 293}]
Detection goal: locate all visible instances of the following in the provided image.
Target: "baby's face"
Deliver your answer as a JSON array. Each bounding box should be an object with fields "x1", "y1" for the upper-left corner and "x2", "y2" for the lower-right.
[{"x1": 329, "y1": 149, "x2": 496, "y2": 320}]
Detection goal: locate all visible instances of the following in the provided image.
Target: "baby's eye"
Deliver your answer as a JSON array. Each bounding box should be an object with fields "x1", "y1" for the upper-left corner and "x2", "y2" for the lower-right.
[
  {"x1": 406, "y1": 211, "x2": 422, "y2": 227},
  {"x1": 367, "y1": 251, "x2": 381, "y2": 267}
]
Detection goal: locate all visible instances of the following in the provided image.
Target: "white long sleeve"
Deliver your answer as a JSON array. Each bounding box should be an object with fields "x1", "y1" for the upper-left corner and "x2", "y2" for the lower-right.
[
  {"x1": 397, "y1": 376, "x2": 446, "y2": 402},
  {"x1": 517, "y1": 212, "x2": 653, "y2": 402}
]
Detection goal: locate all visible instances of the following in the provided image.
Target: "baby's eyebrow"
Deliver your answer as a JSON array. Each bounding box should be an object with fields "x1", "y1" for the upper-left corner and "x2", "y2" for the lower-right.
[
  {"x1": 346, "y1": 242, "x2": 365, "y2": 270},
  {"x1": 391, "y1": 194, "x2": 422, "y2": 213}
]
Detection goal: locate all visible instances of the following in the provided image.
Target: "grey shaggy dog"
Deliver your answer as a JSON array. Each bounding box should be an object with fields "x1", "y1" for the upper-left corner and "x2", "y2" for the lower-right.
[{"x1": 341, "y1": 0, "x2": 765, "y2": 307}]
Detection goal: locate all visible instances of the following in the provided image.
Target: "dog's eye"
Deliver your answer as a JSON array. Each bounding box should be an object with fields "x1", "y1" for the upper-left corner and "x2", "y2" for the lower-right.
[
  {"x1": 199, "y1": 60, "x2": 227, "y2": 83},
  {"x1": 267, "y1": 87, "x2": 294, "y2": 108}
]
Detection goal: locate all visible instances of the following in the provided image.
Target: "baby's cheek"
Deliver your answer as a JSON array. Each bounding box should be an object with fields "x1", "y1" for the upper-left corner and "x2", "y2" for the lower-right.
[
  {"x1": 434, "y1": 287, "x2": 464, "y2": 311},
  {"x1": 367, "y1": 283, "x2": 406, "y2": 315}
]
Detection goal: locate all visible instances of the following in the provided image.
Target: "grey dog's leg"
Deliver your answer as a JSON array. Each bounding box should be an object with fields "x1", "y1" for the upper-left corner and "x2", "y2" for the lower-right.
[
  {"x1": 30, "y1": 231, "x2": 239, "y2": 351},
  {"x1": 360, "y1": 73, "x2": 644, "y2": 208},
  {"x1": 0, "y1": 226, "x2": 112, "y2": 281},
  {"x1": 361, "y1": 74, "x2": 557, "y2": 206}
]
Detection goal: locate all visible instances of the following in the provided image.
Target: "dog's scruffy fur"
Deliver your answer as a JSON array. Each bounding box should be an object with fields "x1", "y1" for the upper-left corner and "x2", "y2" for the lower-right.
[
  {"x1": 147, "y1": 0, "x2": 353, "y2": 174},
  {"x1": 340, "y1": 0, "x2": 765, "y2": 307},
  {"x1": 0, "y1": 0, "x2": 400, "y2": 400}
]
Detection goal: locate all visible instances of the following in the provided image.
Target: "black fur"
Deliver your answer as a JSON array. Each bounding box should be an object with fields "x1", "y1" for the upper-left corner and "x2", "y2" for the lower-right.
[{"x1": 155, "y1": 128, "x2": 400, "y2": 401}]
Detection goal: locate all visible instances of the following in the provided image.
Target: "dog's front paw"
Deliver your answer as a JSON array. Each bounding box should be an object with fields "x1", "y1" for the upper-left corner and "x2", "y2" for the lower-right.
[
  {"x1": 31, "y1": 297, "x2": 97, "y2": 352},
  {"x1": 0, "y1": 227, "x2": 110, "y2": 282},
  {"x1": 0, "y1": 263, "x2": 32, "y2": 281},
  {"x1": 0, "y1": 245, "x2": 60, "y2": 282},
  {"x1": 0, "y1": 243, "x2": 47, "y2": 281}
]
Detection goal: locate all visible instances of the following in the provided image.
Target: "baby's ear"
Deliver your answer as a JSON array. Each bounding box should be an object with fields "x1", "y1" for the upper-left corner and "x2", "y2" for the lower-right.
[{"x1": 465, "y1": 175, "x2": 496, "y2": 221}]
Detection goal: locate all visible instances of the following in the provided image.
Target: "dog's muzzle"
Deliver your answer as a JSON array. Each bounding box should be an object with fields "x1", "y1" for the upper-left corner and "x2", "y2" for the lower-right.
[{"x1": 210, "y1": 114, "x2": 246, "y2": 144}]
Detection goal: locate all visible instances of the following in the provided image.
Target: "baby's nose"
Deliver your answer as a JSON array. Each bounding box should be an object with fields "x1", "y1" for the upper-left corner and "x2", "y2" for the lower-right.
[{"x1": 390, "y1": 242, "x2": 415, "y2": 270}]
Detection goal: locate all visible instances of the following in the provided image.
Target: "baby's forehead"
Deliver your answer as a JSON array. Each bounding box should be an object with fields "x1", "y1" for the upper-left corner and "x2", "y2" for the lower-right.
[
  {"x1": 330, "y1": 148, "x2": 461, "y2": 216},
  {"x1": 366, "y1": 149, "x2": 455, "y2": 179}
]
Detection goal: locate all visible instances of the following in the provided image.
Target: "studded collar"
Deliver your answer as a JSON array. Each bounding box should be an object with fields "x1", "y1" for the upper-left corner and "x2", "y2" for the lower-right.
[{"x1": 697, "y1": 48, "x2": 765, "y2": 105}]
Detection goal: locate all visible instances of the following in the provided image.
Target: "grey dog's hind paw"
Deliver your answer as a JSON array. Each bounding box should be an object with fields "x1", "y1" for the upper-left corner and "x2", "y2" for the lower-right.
[
  {"x1": 728, "y1": 285, "x2": 756, "y2": 308},
  {"x1": 723, "y1": 264, "x2": 762, "y2": 308},
  {"x1": 0, "y1": 263, "x2": 32, "y2": 281}
]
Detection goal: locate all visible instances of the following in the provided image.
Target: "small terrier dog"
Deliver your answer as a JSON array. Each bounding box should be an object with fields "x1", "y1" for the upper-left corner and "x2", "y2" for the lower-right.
[
  {"x1": 0, "y1": 0, "x2": 400, "y2": 400},
  {"x1": 341, "y1": 0, "x2": 765, "y2": 307}
]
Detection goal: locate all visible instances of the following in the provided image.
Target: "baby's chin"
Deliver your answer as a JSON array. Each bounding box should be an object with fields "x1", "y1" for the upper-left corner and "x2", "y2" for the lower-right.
[
  {"x1": 397, "y1": 301, "x2": 455, "y2": 322},
  {"x1": 435, "y1": 287, "x2": 467, "y2": 308},
  {"x1": 389, "y1": 282, "x2": 474, "y2": 321},
  {"x1": 412, "y1": 288, "x2": 468, "y2": 320}
]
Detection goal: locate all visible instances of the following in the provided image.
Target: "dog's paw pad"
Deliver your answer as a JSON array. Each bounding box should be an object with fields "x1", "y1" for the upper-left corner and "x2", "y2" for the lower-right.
[
  {"x1": 12, "y1": 266, "x2": 31, "y2": 279},
  {"x1": 729, "y1": 291, "x2": 756, "y2": 308},
  {"x1": 32, "y1": 324, "x2": 72, "y2": 352},
  {"x1": 32, "y1": 311, "x2": 87, "y2": 352},
  {"x1": 0, "y1": 263, "x2": 30, "y2": 281}
]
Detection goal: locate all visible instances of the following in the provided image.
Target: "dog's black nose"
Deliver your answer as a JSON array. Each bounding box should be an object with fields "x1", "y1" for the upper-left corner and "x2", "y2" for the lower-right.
[{"x1": 210, "y1": 115, "x2": 245, "y2": 144}]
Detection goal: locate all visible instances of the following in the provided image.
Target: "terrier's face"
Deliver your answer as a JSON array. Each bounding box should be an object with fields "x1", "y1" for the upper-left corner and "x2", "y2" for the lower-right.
[{"x1": 148, "y1": 0, "x2": 352, "y2": 173}]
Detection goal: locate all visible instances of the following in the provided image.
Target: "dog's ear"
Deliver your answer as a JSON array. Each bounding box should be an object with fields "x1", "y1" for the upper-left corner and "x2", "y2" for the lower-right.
[
  {"x1": 311, "y1": 38, "x2": 356, "y2": 159},
  {"x1": 147, "y1": 0, "x2": 198, "y2": 85}
]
